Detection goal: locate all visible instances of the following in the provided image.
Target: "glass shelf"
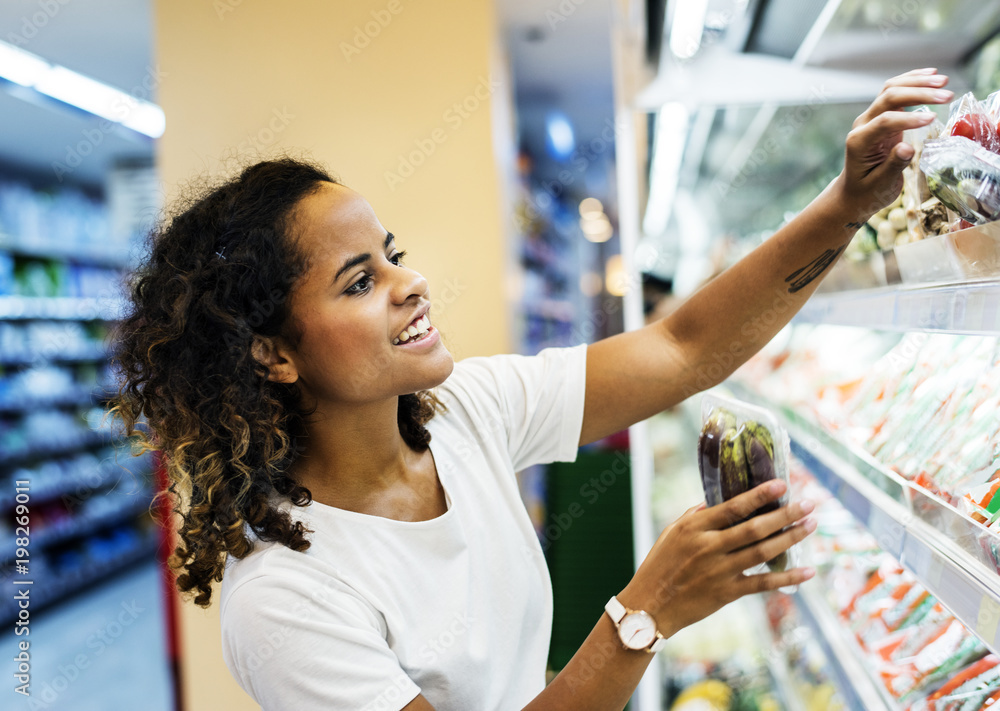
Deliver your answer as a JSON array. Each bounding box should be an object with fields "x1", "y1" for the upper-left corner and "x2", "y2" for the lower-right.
[
  {"x1": 729, "y1": 382, "x2": 1000, "y2": 658},
  {"x1": 795, "y1": 280, "x2": 1000, "y2": 335}
]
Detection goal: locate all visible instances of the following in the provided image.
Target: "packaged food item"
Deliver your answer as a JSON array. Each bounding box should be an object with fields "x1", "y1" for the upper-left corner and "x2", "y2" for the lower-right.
[
  {"x1": 920, "y1": 136, "x2": 1000, "y2": 225},
  {"x1": 912, "y1": 654, "x2": 1000, "y2": 711},
  {"x1": 903, "y1": 109, "x2": 952, "y2": 243},
  {"x1": 698, "y1": 394, "x2": 797, "y2": 575},
  {"x1": 947, "y1": 92, "x2": 1000, "y2": 154}
]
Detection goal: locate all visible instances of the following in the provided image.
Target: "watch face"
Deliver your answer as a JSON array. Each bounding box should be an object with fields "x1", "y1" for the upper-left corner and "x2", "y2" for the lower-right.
[{"x1": 618, "y1": 611, "x2": 656, "y2": 650}]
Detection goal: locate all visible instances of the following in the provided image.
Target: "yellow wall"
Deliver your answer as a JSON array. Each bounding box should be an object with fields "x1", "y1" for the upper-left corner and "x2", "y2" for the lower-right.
[{"x1": 154, "y1": 1, "x2": 511, "y2": 708}]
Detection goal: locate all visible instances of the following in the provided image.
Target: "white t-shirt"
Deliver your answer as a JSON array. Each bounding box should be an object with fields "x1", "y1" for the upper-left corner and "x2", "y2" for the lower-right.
[{"x1": 220, "y1": 344, "x2": 588, "y2": 710}]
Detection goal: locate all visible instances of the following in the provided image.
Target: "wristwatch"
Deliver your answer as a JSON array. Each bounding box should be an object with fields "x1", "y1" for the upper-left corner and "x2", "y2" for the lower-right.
[{"x1": 605, "y1": 596, "x2": 667, "y2": 653}]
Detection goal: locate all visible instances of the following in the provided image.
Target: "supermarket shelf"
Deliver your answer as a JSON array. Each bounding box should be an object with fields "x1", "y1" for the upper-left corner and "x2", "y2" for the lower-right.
[
  {"x1": 0, "y1": 494, "x2": 152, "y2": 562},
  {"x1": 728, "y1": 382, "x2": 1000, "y2": 659},
  {"x1": 793, "y1": 582, "x2": 896, "y2": 711},
  {"x1": 794, "y1": 279, "x2": 1000, "y2": 335},
  {"x1": 0, "y1": 532, "x2": 160, "y2": 627},
  {"x1": 0, "y1": 386, "x2": 98, "y2": 414},
  {"x1": 0, "y1": 345, "x2": 109, "y2": 365},
  {"x1": 0, "y1": 296, "x2": 124, "y2": 321},
  {"x1": 0, "y1": 430, "x2": 117, "y2": 469},
  {"x1": 0, "y1": 457, "x2": 152, "y2": 510},
  {"x1": 0, "y1": 234, "x2": 131, "y2": 268}
]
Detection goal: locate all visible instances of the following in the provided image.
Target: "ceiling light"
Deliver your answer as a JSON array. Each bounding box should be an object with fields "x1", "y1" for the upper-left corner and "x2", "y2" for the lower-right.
[
  {"x1": 0, "y1": 42, "x2": 49, "y2": 86},
  {"x1": 545, "y1": 112, "x2": 575, "y2": 160},
  {"x1": 580, "y1": 214, "x2": 613, "y2": 243},
  {"x1": 0, "y1": 40, "x2": 165, "y2": 138},
  {"x1": 605, "y1": 255, "x2": 628, "y2": 297},
  {"x1": 579, "y1": 197, "x2": 603, "y2": 219},
  {"x1": 669, "y1": 0, "x2": 710, "y2": 60},
  {"x1": 642, "y1": 102, "x2": 689, "y2": 238}
]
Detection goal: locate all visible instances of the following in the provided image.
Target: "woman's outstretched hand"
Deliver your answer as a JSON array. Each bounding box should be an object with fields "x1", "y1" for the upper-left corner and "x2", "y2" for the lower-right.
[
  {"x1": 618, "y1": 480, "x2": 815, "y2": 640},
  {"x1": 835, "y1": 68, "x2": 953, "y2": 225}
]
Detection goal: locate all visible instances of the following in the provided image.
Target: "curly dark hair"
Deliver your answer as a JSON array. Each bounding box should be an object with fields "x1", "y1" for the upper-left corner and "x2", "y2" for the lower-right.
[{"x1": 110, "y1": 158, "x2": 442, "y2": 607}]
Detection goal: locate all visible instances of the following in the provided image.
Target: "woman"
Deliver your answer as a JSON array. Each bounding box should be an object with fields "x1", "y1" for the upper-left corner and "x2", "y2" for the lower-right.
[{"x1": 112, "y1": 69, "x2": 951, "y2": 710}]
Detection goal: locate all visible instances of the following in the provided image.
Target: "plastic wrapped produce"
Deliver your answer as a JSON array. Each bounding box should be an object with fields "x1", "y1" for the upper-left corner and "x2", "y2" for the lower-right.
[{"x1": 920, "y1": 136, "x2": 1000, "y2": 225}]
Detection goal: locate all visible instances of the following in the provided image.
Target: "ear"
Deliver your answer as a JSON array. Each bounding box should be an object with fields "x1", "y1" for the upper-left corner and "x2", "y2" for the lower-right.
[{"x1": 251, "y1": 335, "x2": 299, "y2": 384}]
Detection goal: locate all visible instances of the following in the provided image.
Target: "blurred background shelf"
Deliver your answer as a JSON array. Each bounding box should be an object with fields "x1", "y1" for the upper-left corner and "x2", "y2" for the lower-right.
[
  {"x1": 794, "y1": 582, "x2": 896, "y2": 711},
  {"x1": 0, "y1": 296, "x2": 124, "y2": 321}
]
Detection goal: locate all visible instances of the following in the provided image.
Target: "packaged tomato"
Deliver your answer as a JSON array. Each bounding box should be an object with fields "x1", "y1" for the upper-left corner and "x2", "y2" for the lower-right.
[
  {"x1": 697, "y1": 393, "x2": 797, "y2": 577},
  {"x1": 948, "y1": 92, "x2": 1000, "y2": 154}
]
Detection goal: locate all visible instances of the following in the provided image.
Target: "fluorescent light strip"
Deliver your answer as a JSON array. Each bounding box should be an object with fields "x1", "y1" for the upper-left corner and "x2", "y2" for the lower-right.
[
  {"x1": 0, "y1": 40, "x2": 164, "y2": 138},
  {"x1": 642, "y1": 102, "x2": 689, "y2": 238},
  {"x1": 669, "y1": 0, "x2": 710, "y2": 60}
]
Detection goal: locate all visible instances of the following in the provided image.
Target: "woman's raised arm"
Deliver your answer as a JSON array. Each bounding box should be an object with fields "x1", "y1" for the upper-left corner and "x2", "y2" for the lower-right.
[{"x1": 579, "y1": 68, "x2": 953, "y2": 446}]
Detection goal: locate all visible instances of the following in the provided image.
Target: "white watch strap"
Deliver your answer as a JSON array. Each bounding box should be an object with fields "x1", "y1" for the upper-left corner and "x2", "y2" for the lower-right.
[
  {"x1": 606, "y1": 595, "x2": 667, "y2": 654},
  {"x1": 605, "y1": 595, "x2": 626, "y2": 624}
]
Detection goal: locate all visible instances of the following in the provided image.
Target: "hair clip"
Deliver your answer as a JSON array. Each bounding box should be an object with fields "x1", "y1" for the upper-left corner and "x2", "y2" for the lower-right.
[{"x1": 215, "y1": 248, "x2": 227, "y2": 261}]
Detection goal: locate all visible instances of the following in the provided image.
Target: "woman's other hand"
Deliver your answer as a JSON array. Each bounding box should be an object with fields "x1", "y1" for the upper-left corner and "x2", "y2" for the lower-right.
[{"x1": 618, "y1": 480, "x2": 815, "y2": 639}]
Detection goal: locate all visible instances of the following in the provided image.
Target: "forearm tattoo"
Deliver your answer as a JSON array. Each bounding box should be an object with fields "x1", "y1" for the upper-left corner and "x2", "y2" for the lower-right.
[{"x1": 785, "y1": 246, "x2": 844, "y2": 293}]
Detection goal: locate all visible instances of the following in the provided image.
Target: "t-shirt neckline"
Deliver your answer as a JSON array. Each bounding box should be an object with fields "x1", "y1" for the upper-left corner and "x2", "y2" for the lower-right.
[{"x1": 301, "y1": 437, "x2": 454, "y2": 527}]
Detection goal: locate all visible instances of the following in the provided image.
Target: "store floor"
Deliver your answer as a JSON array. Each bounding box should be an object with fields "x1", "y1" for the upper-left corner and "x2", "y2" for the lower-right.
[{"x1": 1, "y1": 560, "x2": 175, "y2": 711}]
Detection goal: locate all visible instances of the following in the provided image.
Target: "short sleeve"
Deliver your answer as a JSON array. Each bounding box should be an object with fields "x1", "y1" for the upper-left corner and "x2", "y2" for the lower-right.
[
  {"x1": 435, "y1": 344, "x2": 587, "y2": 472},
  {"x1": 221, "y1": 574, "x2": 421, "y2": 711}
]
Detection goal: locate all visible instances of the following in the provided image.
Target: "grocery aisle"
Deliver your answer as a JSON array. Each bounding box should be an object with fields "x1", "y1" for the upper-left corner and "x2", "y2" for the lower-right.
[{"x1": 0, "y1": 559, "x2": 174, "y2": 711}]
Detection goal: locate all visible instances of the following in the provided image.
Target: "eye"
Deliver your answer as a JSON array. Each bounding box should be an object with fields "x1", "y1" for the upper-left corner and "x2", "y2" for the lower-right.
[
  {"x1": 389, "y1": 250, "x2": 407, "y2": 266},
  {"x1": 345, "y1": 273, "x2": 373, "y2": 295}
]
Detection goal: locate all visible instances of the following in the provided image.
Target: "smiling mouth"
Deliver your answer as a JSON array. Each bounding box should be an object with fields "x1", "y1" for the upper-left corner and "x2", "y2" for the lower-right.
[{"x1": 393, "y1": 314, "x2": 432, "y2": 345}]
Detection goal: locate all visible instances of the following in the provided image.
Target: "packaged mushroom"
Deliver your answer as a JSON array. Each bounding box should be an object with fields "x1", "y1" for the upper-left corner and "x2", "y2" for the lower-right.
[{"x1": 902, "y1": 109, "x2": 951, "y2": 243}]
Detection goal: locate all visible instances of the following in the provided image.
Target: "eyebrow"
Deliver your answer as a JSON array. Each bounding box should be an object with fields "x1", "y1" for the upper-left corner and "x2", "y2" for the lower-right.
[{"x1": 333, "y1": 232, "x2": 395, "y2": 284}]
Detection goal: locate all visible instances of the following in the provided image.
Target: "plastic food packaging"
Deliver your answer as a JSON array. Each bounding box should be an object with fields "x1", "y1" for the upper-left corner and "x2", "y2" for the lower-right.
[
  {"x1": 947, "y1": 92, "x2": 1000, "y2": 154},
  {"x1": 903, "y1": 108, "x2": 949, "y2": 242},
  {"x1": 697, "y1": 393, "x2": 798, "y2": 580},
  {"x1": 920, "y1": 136, "x2": 1000, "y2": 225}
]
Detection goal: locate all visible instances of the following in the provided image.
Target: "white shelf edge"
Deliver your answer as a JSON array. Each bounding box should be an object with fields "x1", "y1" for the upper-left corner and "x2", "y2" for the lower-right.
[
  {"x1": 794, "y1": 583, "x2": 897, "y2": 711},
  {"x1": 796, "y1": 280, "x2": 1000, "y2": 335}
]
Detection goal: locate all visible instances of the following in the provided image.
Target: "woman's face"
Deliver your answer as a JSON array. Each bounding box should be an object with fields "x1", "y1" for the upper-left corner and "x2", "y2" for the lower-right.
[{"x1": 277, "y1": 182, "x2": 454, "y2": 406}]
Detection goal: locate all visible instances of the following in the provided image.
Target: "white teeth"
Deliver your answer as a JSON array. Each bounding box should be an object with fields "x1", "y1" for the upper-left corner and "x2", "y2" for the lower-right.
[{"x1": 394, "y1": 315, "x2": 432, "y2": 344}]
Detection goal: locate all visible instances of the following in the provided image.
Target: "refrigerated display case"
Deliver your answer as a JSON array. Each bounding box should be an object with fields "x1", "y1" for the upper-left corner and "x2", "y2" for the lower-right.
[{"x1": 611, "y1": 1, "x2": 1000, "y2": 707}]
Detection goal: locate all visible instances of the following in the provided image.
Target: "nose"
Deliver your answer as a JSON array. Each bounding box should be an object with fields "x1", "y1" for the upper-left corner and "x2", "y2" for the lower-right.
[{"x1": 391, "y1": 263, "x2": 429, "y2": 304}]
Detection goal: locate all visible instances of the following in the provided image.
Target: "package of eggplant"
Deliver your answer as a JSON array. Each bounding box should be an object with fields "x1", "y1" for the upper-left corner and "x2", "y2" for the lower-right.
[{"x1": 697, "y1": 392, "x2": 799, "y2": 581}]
